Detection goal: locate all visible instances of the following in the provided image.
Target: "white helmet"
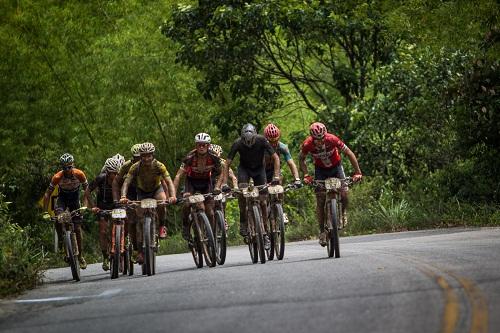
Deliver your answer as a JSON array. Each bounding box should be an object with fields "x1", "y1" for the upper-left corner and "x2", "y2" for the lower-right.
[
  {"x1": 103, "y1": 157, "x2": 122, "y2": 173},
  {"x1": 139, "y1": 142, "x2": 155, "y2": 154},
  {"x1": 130, "y1": 144, "x2": 141, "y2": 157},
  {"x1": 195, "y1": 133, "x2": 211, "y2": 144},
  {"x1": 209, "y1": 144, "x2": 223, "y2": 157},
  {"x1": 113, "y1": 154, "x2": 125, "y2": 165}
]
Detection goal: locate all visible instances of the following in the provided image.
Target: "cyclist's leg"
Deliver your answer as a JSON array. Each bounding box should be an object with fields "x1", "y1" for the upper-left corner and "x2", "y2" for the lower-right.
[
  {"x1": 253, "y1": 168, "x2": 269, "y2": 233},
  {"x1": 98, "y1": 214, "x2": 109, "y2": 259},
  {"x1": 237, "y1": 166, "x2": 250, "y2": 236},
  {"x1": 336, "y1": 164, "x2": 349, "y2": 226},
  {"x1": 53, "y1": 198, "x2": 65, "y2": 250},
  {"x1": 154, "y1": 187, "x2": 167, "y2": 237}
]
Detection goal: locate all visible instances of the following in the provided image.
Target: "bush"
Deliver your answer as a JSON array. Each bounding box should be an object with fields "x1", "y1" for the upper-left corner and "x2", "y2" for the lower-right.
[{"x1": 0, "y1": 193, "x2": 45, "y2": 297}]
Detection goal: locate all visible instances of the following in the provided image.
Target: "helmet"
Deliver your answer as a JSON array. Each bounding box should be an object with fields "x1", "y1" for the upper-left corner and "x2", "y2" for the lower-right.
[
  {"x1": 309, "y1": 122, "x2": 327, "y2": 139},
  {"x1": 103, "y1": 157, "x2": 122, "y2": 173},
  {"x1": 241, "y1": 123, "x2": 257, "y2": 147},
  {"x1": 241, "y1": 123, "x2": 257, "y2": 135},
  {"x1": 195, "y1": 132, "x2": 211, "y2": 144},
  {"x1": 209, "y1": 144, "x2": 223, "y2": 157},
  {"x1": 264, "y1": 123, "x2": 280, "y2": 140},
  {"x1": 60, "y1": 153, "x2": 74, "y2": 166},
  {"x1": 131, "y1": 144, "x2": 141, "y2": 157},
  {"x1": 113, "y1": 154, "x2": 125, "y2": 165},
  {"x1": 139, "y1": 142, "x2": 155, "y2": 154}
]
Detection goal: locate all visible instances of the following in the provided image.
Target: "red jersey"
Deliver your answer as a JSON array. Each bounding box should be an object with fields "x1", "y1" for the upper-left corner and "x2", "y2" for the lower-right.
[
  {"x1": 181, "y1": 150, "x2": 222, "y2": 180},
  {"x1": 301, "y1": 133, "x2": 347, "y2": 168}
]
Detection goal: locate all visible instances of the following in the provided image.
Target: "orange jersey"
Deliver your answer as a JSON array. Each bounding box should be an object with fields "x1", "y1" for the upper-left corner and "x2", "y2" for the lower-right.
[{"x1": 49, "y1": 169, "x2": 88, "y2": 193}]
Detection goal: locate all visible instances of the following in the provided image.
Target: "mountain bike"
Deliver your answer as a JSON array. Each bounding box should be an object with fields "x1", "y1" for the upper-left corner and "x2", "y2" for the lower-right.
[
  {"x1": 127, "y1": 199, "x2": 171, "y2": 276},
  {"x1": 233, "y1": 179, "x2": 267, "y2": 264},
  {"x1": 265, "y1": 183, "x2": 300, "y2": 261},
  {"x1": 212, "y1": 191, "x2": 231, "y2": 265},
  {"x1": 180, "y1": 193, "x2": 217, "y2": 268},
  {"x1": 98, "y1": 208, "x2": 131, "y2": 279},
  {"x1": 46, "y1": 207, "x2": 87, "y2": 281},
  {"x1": 311, "y1": 177, "x2": 353, "y2": 258}
]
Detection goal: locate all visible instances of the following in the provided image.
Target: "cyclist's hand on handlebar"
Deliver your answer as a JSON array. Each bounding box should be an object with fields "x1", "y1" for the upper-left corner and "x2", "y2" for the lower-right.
[
  {"x1": 352, "y1": 173, "x2": 363, "y2": 182},
  {"x1": 91, "y1": 207, "x2": 100, "y2": 214},
  {"x1": 119, "y1": 196, "x2": 128, "y2": 204},
  {"x1": 42, "y1": 212, "x2": 51, "y2": 220},
  {"x1": 221, "y1": 184, "x2": 231, "y2": 193},
  {"x1": 213, "y1": 187, "x2": 222, "y2": 195},
  {"x1": 271, "y1": 176, "x2": 280, "y2": 186},
  {"x1": 303, "y1": 174, "x2": 313, "y2": 185},
  {"x1": 294, "y1": 178, "x2": 303, "y2": 188},
  {"x1": 168, "y1": 196, "x2": 177, "y2": 204},
  {"x1": 183, "y1": 192, "x2": 191, "y2": 198}
]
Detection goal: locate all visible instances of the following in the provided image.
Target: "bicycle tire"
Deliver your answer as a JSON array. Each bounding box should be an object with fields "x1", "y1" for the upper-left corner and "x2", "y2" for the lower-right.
[
  {"x1": 253, "y1": 205, "x2": 266, "y2": 264},
  {"x1": 65, "y1": 231, "x2": 80, "y2": 282},
  {"x1": 274, "y1": 203, "x2": 285, "y2": 260},
  {"x1": 214, "y1": 210, "x2": 227, "y2": 265},
  {"x1": 198, "y1": 212, "x2": 216, "y2": 267},
  {"x1": 111, "y1": 225, "x2": 120, "y2": 279},
  {"x1": 127, "y1": 241, "x2": 134, "y2": 276},
  {"x1": 266, "y1": 203, "x2": 274, "y2": 261},
  {"x1": 144, "y1": 217, "x2": 153, "y2": 276},
  {"x1": 190, "y1": 218, "x2": 203, "y2": 268},
  {"x1": 247, "y1": 207, "x2": 258, "y2": 264},
  {"x1": 328, "y1": 199, "x2": 340, "y2": 258}
]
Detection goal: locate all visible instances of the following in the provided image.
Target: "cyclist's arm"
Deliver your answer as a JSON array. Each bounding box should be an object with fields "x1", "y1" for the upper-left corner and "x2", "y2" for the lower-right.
[
  {"x1": 223, "y1": 159, "x2": 233, "y2": 187},
  {"x1": 286, "y1": 159, "x2": 300, "y2": 180},
  {"x1": 298, "y1": 151, "x2": 309, "y2": 176},
  {"x1": 228, "y1": 167, "x2": 238, "y2": 189},
  {"x1": 83, "y1": 186, "x2": 94, "y2": 209},
  {"x1": 271, "y1": 153, "x2": 280, "y2": 179},
  {"x1": 43, "y1": 173, "x2": 60, "y2": 211},
  {"x1": 112, "y1": 174, "x2": 122, "y2": 202},
  {"x1": 121, "y1": 175, "x2": 132, "y2": 198},
  {"x1": 343, "y1": 147, "x2": 362, "y2": 176},
  {"x1": 173, "y1": 168, "x2": 186, "y2": 194},
  {"x1": 162, "y1": 176, "x2": 176, "y2": 199}
]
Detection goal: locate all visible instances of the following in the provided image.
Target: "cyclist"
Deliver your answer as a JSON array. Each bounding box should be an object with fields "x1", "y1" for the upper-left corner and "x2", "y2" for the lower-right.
[
  {"x1": 173, "y1": 133, "x2": 223, "y2": 243},
  {"x1": 209, "y1": 144, "x2": 238, "y2": 189},
  {"x1": 120, "y1": 142, "x2": 176, "y2": 263},
  {"x1": 84, "y1": 157, "x2": 123, "y2": 271},
  {"x1": 263, "y1": 123, "x2": 301, "y2": 185},
  {"x1": 299, "y1": 122, "x2": 362, "y2": 246},
  {"x1": 223, "y1": 124, "x2": 280, "y2": 248},
  {"x1": 112, "y1": 144, "x2": 141, "y2": 252},
  {"x1": 43, "y1": 153, "x2": 89, "y2": 269}
]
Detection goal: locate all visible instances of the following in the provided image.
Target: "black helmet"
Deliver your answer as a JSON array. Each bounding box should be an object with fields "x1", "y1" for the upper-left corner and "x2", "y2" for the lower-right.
[{"x1": 241, "y1": 123, "x2": 257, "y2": 147}]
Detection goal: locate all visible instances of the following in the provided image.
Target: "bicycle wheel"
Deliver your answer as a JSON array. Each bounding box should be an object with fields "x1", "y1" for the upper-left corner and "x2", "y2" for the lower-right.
[
  {"x1": 214, "y1": 210, "x2": 227, "y2": 265},
  {"x1": 247, "y1": 207, "x2": 258, "y2": 264},
  {"x1": 274, "y1": 203, "x2": 285, "y2": 260},
  {"x1": 266, "y1": 204, "x2": 274, "y2": 261},
  {"x1": 190, "y1": 218, "x2": 203, "y2": 268},
  {"x1": 65, "y1": 231, "x2": 80, "y2": 282},
  {"x1": 144, "y1": 217, "x2": 153, "y2": 276},
  {"x1": 198, "y1": 212, "x2": 216, "y2": 267},
  {"x1": 111, "y1": 225, "x2": 120, "y2": 279},
  {"x1": 252, "y1": 205, "x2": 266, "y2": 264},
  {"x1": 127, "y1": 240, "x2": 134, "y2": 276},
  {"x1": 328, "y1": 199, "x2": 340, "y2": 258}
]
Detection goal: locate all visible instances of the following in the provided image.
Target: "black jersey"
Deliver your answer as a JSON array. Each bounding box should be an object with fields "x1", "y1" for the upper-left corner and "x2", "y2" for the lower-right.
[
  {"x1": 88, "y1": 173, "x2": 114, "y2": 209},
  {"x1": 227, "y1": 135, "x2": 275, "y2": 170}
]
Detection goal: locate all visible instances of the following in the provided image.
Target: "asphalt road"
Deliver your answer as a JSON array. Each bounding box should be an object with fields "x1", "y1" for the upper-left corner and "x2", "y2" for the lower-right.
[{"x1": 1, "y1": 227, "x2": 499, "y2": 333}]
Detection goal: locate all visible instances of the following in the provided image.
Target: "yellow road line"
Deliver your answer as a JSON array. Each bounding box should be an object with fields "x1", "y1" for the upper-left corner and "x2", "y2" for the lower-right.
[
  {"x1": 420, "y1": 267, "x2": 460, "y2": 333},
  {"x1": 454, "y1": 276, "x2": 489, "y2": 333}
]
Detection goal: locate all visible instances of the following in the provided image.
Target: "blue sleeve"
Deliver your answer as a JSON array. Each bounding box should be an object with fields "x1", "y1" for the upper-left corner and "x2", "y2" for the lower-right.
[{"x1": 280, "y1": 143, "x2": 292, "y2": 162}]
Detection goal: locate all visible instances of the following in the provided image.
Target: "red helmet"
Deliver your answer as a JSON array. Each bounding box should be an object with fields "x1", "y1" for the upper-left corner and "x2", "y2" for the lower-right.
[
  {"x1": 309, "y1": 122, "x2": 327, "y2": 139},
  {"x1": 264, "y1": 123, "x2": 280, "y2": 140}
]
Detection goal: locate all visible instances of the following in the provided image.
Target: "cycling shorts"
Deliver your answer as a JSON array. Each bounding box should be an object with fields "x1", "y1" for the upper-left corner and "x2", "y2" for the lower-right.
[
  {"x1": 136, "y1": 186, "x2": 164, "y2": 200},
  {"x1": 185, "y1": 177, "x2": 212, "y2": 195},
  {"x1": 237, "y1": 166, "x2": 266, "y2": 187}
]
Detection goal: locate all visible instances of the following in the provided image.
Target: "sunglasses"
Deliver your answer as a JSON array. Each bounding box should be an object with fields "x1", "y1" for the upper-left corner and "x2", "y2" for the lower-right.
[
  {"x1": 62, "y1": 165, "x2": 74, "y2": 171},
  {"x1": 196, "y1": 143, "x2": 209, "y2": 147},
  {"x1": 268, "y1": 137, "x2": 279, "y2": 143}
]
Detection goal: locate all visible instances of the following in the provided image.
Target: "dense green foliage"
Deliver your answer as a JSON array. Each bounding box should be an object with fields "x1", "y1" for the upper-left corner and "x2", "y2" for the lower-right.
[{"x1": 0, "y1": 0, "x2": 499, "y2": 296}]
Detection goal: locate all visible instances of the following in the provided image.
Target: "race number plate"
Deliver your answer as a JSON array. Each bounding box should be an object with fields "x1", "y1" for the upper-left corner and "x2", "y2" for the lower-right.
[
  {"x1": 242, "y1": 187, "x2": 259, "y2": 198},
  {"x1": 268, "y1": 185, "x2": 284, "y2": 195},
  {"x1": 140, "y1": 198, "x2": 157, "y2": 209},
  {"x1": 111, "y1": 209, "x2": 126, "y2": 219},
  {"x1": 325, "y1": 177, "x2": 342, "y2": 190},
  {"x1": 188, "y1": 194, "x2": 205, "y2": 204}
]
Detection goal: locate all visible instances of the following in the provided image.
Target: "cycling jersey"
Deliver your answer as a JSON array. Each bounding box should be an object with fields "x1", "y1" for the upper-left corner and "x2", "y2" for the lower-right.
[
  {"x1": 301, "y1": 133, "x2": 347, "y2": 169},
  {"x1": 126, "y1": 159, "x2": 170, "y2": 193},
  {"x1": 88, "y1": 173, "x2": 114, "y2": 209},
  {"x1": 48, "y1": 169, "x2": 88, "y2": 193},
  {"x1": 264, "y1": 141, "x2": 292, "y2": 170},
  {"x1": 118, "y1": 160, "x2": 137, "y2": 200},
  {"x1": 228, "y1": 135, "x2": 275, "y2": 170},
  {"x1": 180, "y1": 150, "x2": 222, "y2": 180}
]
